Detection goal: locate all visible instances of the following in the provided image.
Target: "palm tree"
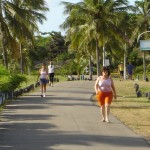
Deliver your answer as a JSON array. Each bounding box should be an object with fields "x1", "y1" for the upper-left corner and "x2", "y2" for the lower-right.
[
  {"x1": 0, "y1": 0, "x2": 49, "y2": 71},
  {"x1": 61, "y1": 0, "x2": 133, "y2": 76},
  {"x1": 132, "y1": 0, "x2": 150, "y2": 79}
]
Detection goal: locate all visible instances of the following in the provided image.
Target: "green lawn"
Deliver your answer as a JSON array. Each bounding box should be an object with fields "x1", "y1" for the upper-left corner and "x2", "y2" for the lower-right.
[{"x1": 92, "y1": 78, "x2": 150, "y2": 141}]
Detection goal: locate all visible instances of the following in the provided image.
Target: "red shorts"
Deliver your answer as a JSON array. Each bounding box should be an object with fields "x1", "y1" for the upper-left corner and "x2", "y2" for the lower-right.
[{"x1": 96, "y1": 91, "x2": 113, "y2": 106}]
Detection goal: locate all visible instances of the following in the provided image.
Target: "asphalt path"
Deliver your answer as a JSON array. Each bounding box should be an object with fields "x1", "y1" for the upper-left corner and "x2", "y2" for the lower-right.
[{"x1": 0, "y1": 80, "x2": 149, "y2": 150}]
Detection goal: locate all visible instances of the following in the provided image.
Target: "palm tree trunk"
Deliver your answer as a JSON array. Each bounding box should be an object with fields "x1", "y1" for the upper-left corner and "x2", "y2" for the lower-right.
[
  {"x1": 96, "y1": 39, "x2": 101, "y2": 76},
  {"x1": 89, "y1": 56, "x2": 92, "y2": 80},
  {"x1": 0, "y1": 32, "x2": 8, "y2": 69},
  {"x1": 0, "y1": 1, "x2": 8, "y2": 69},
  {"x1": 2, "y1": 44, "x2": 8, "y2": 69},
  {"x1": 20, "y1": 44, "x2": 24, "y2": 74},
  {"x1": 124, "y1": 42, "x2": 127, "y2": 80},
  {"x1": 143, "y1": 51, "x2": 146, "y2": 80}
]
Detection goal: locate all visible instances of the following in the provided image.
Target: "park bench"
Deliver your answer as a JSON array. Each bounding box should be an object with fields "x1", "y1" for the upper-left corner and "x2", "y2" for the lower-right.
[{"x1": 111, "y1": 72, "x2": 120, "y2": 78}]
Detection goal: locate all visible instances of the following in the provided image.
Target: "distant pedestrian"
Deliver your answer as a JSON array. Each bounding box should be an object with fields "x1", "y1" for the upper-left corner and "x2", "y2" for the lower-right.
[
  {"x1": 37, "y1": 62, "x2": 48, "y2": 97},
  {"x1": 127, "y1": 62, "x2": 134, "y2": 80},
  {"x1": 118, "y1": 62, "x2": 124, "y2": 80},
  {"x1": 48, "y1": 61, "x2": 55, "y2": 87},
  {"x1": 94, "y1": 67, "x2": 117, "y2": 123}
]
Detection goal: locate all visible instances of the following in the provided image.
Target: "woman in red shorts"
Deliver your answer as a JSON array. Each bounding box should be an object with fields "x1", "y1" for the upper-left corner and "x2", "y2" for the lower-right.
[{"x1": 94, "y1": 67, "x2": 117, "y2": 123}]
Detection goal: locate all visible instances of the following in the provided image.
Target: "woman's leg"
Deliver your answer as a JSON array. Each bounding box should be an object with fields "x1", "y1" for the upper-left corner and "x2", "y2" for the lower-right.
[
  {"x1": 101, "y1": 105, "x2": 105, "y2": 121},
  {"x1": 43, "y1": 83, "x2": 46, "y2": 97},
  {"x1": 96, "y1": 91, "x2": 106, "y2": 121},
  {"x1": 49, "y1": 74, "x2": 51, "y2": 85},
  {"x1": 50, "y1": 76, "x2": 53, "y2": 86},
  {"x1": 105, "y1": 103, "x2": 110, "y2": 122},
  {"x1": 40, "y1": 79, "x2": 43, "y2": 93},
  {"x1": 52, "y1": 73, "x2": 54, "y2": 83},
  {"x1": 41, "y1": 84, "x2": 43, "y2": 93},
  {"x1": 50, "y1": 73, "x2": 54, "y2": 86},
  {"x1": 105, "y1": 92, "x2": 113, "y2": 122},
  {"x1": 43, "y1": 84, "x2": 46, "y2": 93}
]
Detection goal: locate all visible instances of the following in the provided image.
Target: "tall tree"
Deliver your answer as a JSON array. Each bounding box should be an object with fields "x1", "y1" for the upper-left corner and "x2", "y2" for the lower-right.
[
  {"x1": 0, "y1": 0, "x2": 49, "y2": 71},
  {"x1": 132, "y1": 0, "x2": 150, "y2": 79},
  {"x1": 61, "y1": 0, "x2": 132, "y2": 76}
]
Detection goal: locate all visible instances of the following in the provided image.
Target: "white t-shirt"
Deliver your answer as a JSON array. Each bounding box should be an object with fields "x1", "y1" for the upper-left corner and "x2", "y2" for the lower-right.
[{"x1": 48, "y1": 65, "x2": 54, "y2": 73}]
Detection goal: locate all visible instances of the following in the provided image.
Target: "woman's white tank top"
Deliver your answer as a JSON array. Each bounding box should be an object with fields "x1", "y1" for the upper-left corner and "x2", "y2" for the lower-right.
[
  {"x1": 40, "y1": 69, "x2": 47, "y2": 79},
  {"x1": 98, "y1": 76, "x2": 112, "y2": 92}
]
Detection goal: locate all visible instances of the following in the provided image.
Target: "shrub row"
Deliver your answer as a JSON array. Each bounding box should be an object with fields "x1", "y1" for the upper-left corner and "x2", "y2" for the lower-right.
[{"x1": 0, "y1": 64, "x2": 27, "y2": 92}]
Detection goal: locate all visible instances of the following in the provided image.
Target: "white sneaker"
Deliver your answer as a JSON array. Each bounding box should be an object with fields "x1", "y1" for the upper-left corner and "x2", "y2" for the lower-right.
[
  {"x1": 43, "y1": 93, "x2": 46, "y2": 97},
  {"x1": 105, "y1": 119, "x2": 110, "y2": 123}
]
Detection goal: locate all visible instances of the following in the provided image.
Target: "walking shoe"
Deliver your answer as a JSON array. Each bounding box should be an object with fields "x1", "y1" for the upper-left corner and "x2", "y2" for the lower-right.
[
  {"x1": 105, "y1": 119, "x2": 110, "y2": 123},
  {"x1": 101, "y1": 118, "x2": 105, "y2": 122},
  {"x1": 41, "y1": 94, "x2": 43, "y2": 97},
  {"x1": 43, "y1": 93, "x2": 46, "y2": 97}
]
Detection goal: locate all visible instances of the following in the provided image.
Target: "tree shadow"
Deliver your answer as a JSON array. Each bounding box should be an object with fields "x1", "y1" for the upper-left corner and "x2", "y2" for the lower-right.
[{"x1": 0, "y1": 122, "x2": 149, "y2": 150}]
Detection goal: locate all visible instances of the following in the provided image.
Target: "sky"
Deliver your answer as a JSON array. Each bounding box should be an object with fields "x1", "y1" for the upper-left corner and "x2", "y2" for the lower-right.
[{"x1": 38, "y1": 0, "x2": 136, "y2": 35}]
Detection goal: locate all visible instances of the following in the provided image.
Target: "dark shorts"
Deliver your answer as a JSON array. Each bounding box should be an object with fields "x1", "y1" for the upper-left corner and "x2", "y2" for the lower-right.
[
  {"x1": 49, "y1": 73, "x2": 54, "y2": 78},
  {"x1": 49, "y1": 73, "x2": 54, "y2": 82},
  {"x1": 120, "y1": 71, "x2": 124, "y2": 76},
  {"x1": 128, "y1": 71, "x2": 133, "y2": 75},
  {"x1": 40, "y1": 78, "x2": 48, "y2": 84}
]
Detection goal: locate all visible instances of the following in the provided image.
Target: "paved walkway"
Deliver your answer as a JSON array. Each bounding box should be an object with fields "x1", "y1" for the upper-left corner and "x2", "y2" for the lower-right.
[{"x1": 0, "y1": 80, "x2": 149, "y2": 150}]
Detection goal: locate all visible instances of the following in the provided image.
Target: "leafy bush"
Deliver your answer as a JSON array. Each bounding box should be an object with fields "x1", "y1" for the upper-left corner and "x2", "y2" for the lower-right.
[
  {"x1": 0, "y1": 65, "x2": 27, "y2": 92},
  {"x1": 9, "y1": 75, "x2": 27, "y2": 91},
  {"x1": 146, "y1": 64, "x2": 150, "y2": 74},
  {"x1": 0, "y1": 65, "x2": 9, "y2": 76},
  {"x1": 134, "y1": 65, "x2": 150, "y2": 75},
  {"x1": 0, "y1": 76, "x2": 10, "y2": 91},
  {"x1": 134, "y1": 66, "x2": 143, "y2": 74}
]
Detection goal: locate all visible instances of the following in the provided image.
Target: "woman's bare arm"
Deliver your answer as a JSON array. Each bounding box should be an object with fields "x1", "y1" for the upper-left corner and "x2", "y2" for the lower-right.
[{"x1": 110, "y1": 77, "x2": 117, "y2": 99}]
